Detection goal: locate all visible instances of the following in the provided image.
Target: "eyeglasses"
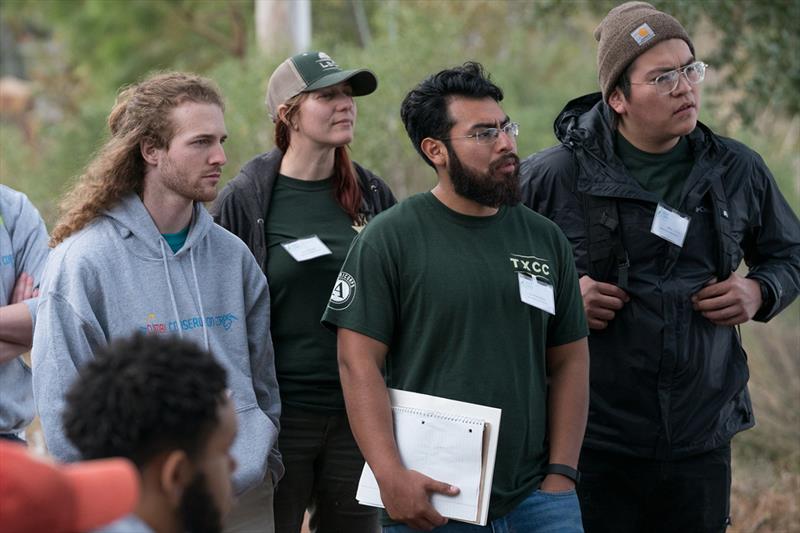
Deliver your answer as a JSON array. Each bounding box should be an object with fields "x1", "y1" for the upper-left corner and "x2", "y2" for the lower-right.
[
  {"x1": 630, "y1": 61, "x2": 708, "y2": 95},
  {"x1": 443, "y1": 122, "x2": 519, "y2": 145}
]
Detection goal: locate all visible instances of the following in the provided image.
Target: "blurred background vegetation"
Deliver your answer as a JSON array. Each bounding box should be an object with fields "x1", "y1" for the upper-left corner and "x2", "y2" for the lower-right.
[{"x1": 1, "y1": 1, "x2": 797, "y2": 530}]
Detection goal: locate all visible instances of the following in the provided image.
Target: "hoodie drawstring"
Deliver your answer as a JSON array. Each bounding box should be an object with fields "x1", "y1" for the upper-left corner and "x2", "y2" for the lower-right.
[
  {"x1": 160, "y1": 239, "x2": 183, "y2": 339},
  {"x1": 190, "y1": 247, "x2": 210, "y2": 351}
]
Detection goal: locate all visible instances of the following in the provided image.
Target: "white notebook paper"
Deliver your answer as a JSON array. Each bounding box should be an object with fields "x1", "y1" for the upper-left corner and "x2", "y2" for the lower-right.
[{"x1": 355, "y1": 389, "x2": 502, "y2": 526}]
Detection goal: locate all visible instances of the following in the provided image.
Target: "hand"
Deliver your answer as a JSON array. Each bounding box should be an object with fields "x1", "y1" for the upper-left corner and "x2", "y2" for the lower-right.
[
  {"x1": 540, "y1": 473, "x2": 576, "y2": 493},
  {"x1": 10, "y1": 272, "x2": 37, "y2": 304},
  {"x1": 579, "y1": 275, "x2": 630, "y2": 330},
  {"x1": 377, "y1": 468, "x2": 459, "y2": 531},
  {"x1": 691, "y1": 273, "x2": 762, "y2": 326}
]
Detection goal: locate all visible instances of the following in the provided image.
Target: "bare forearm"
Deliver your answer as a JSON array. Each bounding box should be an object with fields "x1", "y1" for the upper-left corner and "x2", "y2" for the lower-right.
[
  {"x1": 546, "y1": 338, "x2": 590, "y2": 467},
  {"x1": 338, "y1": 335, "x2": 403, "y2": 479},
  {"x1": 0, "y1": 341, "x2": 29, "y2": 364},
  {"x1": 0, "y1": 303, "x2": 34, "y2": 346}
]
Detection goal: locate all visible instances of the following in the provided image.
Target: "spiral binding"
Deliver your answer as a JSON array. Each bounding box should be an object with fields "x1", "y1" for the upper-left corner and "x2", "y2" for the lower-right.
[{"x1": 392, "y1": 406, "x2": 485, "y2": 427}]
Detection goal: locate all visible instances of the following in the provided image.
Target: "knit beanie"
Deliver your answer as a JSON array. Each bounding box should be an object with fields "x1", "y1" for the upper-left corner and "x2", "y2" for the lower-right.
[{"x1": 595, "y1": 1, "x2": 694, "y2": 101}]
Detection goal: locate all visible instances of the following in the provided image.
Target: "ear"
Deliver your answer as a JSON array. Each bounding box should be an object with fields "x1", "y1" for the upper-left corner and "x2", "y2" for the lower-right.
[
  {"x1": 421, "y1": 138, "x2": 448, "y2": 168},
  {"x1": 140, "y1": 138, "x2": 161, "y2": 167},
  {"x1": 159, "y1": 449, "x2": 194, "y2": 507},
  {"x1": 608, "y1": 88, "x2": 627, "y2": 116},
  {"x1": 277, "y1": 104, "x2": 298, "y2": 130}
]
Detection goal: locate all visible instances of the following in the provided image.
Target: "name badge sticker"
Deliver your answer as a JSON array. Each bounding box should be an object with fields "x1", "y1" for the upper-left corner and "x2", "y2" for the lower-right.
[
  {"x1": 650, "y1": 202, "x2": 691, "y2": 247},
  {"x1": 518, "y1": 272, "x2": 556, "y2": 315},
  {"x1": 281, "y1": 235, "x2": 332, "y2": 262}
]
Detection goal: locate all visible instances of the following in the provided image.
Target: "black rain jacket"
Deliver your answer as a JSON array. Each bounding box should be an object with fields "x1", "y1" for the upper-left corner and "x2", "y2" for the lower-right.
[
  {"x1": 521, "y1": 93, "x2": 800, "y2": 459},
  {"x1": 211, "y1": 148, "x2": 397, "y2": 273}
]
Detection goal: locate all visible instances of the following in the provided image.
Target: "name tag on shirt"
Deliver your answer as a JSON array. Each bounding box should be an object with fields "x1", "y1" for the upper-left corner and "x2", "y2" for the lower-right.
[
  {"x1": 651, "y1": 202, "x2": 690, "y2": 247},
  {"x1": 281, "y1": 235, "x2": 332, "y2": 262},
  {"x1": 518, "y1": 272, "x2": 555, "y2": 315}
]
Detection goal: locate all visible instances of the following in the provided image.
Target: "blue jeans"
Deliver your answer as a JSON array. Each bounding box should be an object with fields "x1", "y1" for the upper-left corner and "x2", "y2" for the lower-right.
[{"x1": 383, "y1": 488, "x2": 582, "y2": 533}]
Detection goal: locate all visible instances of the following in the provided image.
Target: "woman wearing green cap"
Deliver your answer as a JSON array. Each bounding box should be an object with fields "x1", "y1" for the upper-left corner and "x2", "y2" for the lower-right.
[{"x1": 212, "y1": 51, "x2": 395, "y2": 533}]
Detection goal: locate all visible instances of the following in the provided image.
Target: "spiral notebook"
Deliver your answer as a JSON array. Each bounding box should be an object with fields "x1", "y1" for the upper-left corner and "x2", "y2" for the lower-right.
[{"x1": 355, "y1": 388, "x2": 502, "y2": 526}]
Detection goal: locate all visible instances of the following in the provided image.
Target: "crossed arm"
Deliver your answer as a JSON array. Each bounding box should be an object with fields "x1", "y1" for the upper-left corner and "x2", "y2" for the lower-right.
[{"x1": 0, "y1": 272, "x2": 38, "y2": 363}]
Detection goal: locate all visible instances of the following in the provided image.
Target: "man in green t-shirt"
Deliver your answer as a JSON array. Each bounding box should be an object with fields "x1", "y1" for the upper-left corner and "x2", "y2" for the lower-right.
[{"x1": 322, "y1": 62, "x2": 589, "y2": 532}]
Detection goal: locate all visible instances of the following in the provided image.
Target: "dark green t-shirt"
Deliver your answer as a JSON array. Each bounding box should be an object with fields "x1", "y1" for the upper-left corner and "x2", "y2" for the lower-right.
[
  {"x1": 616, "y1": 131, "x2": 693, "y2": 208},
  {"x1": 322, "y1": 192, "x2": 588, "y2": 520},
  {"x1": 266, "y1": 175, "x2": 359, "y2": 412}
]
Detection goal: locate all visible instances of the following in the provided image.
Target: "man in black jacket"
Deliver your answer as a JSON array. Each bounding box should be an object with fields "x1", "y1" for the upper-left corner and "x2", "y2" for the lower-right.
[{"x1": 521, "y1": 2, "x2": 800, "y2": 532}]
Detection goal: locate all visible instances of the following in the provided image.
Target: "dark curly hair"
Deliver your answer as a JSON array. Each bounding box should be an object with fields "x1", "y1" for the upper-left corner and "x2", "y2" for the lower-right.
[
  {"x1": 400, "y1": 61, "x2": 504, "y2": 168},
  {"x1": 64, "y1": 333, "x2": 228, "y2": 469}
]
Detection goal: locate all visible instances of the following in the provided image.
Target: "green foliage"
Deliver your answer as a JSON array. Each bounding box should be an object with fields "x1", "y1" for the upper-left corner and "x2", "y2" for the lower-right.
[{"x1": 1, "y1": 0, "x2": 796, "y2": 220}]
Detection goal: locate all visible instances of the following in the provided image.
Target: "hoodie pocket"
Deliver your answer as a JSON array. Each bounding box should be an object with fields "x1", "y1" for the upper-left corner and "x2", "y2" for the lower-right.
[{"x1": 229, "y1": 403, "x2": 278, "y2": 496}]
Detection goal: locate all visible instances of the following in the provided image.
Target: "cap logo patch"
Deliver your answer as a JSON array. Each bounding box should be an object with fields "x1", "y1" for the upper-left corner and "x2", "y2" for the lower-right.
[
  {"x1": 316, "y1": 52, "x2": 339, "y2": 71},
  {"x1": 631, "y1": 23, "x2": 655, "y2": 46}
]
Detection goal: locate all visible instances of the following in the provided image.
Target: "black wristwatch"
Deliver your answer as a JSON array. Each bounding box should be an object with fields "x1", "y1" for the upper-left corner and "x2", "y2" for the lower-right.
[{"x1": 545, "y1": 463, "x2": 581, "y2": 484}]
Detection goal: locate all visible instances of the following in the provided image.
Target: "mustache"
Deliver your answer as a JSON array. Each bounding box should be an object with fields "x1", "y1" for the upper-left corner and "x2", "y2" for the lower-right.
[{"x1": 489, "y1": 153, "x2": 520, "y2": 173}]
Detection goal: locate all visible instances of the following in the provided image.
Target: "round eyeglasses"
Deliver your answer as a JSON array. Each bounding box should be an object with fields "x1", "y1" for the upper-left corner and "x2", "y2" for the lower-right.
[
  {"x1": 443, "y1": 122, "x2": 520, "y2": 145},
  {"x1": 630, "y1": 61, "x2": 708, "y2": 96}
]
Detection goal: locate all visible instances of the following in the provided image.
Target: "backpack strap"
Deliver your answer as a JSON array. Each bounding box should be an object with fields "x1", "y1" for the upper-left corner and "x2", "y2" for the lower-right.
[
  {"x1": 584, "y1": 194, "x2": 629, "y2": 289},
  {"x1": 709, "y1": 177, "x2": 735, "y2": 280}
]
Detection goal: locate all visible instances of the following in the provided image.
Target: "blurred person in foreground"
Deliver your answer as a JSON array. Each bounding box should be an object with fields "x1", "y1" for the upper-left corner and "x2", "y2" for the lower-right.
[
  {"x1": 0, "y1": 184, "x2": 49, "y2": 443},
  {"x1": 322, "y1": 62, "x2": 589, "y2": 532},
  {"x1": 212, "y1": 50, "x2": 395, "y2": 533},
  {"x1": 521, "y1": 2, "x2": 800, "y2": 532},
  {"x1": 31, "y1": 71, "x2": 282, "y2": 532},
  {"x1": 64, "y1": 333, "x2": 235, "y2": 533},
  {"x1": 0, "y1": 440, "x2": 138, "y2": 533}
]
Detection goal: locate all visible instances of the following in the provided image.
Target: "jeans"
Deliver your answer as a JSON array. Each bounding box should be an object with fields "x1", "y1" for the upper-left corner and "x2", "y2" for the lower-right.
[
  {"x1": 383, "y1": 488, "x2": 582, "y2": 533},
  {"x1": 577, "y1": 444, "x2": 732, "y2": 533},
  {"x1": 274, "y1": 405, "x2": 378, "y2": 533}
]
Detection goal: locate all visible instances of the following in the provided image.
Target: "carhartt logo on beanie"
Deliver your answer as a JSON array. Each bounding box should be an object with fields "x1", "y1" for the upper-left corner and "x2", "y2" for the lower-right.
[{"x1": 594, "y1": 1, "x2": 694, "y2": 101}]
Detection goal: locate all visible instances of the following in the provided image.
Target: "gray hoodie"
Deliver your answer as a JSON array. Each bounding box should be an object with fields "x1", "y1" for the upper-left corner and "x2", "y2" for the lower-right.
[
  {"x1": 32, "y1": 193, "x2": 283, "y2": 493},
  {"x1": 0, "y1": 185, "x2": 49, "y2": 434}
]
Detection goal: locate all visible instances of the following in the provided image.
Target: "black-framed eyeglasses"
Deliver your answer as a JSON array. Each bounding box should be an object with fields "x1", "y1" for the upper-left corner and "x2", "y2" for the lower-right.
[
  {"x1": 443, "y1": 122, "x2": 520, "y2": 145},
  {"x1": 630, "y1": 61, "x2": 708, "y2": 95}
]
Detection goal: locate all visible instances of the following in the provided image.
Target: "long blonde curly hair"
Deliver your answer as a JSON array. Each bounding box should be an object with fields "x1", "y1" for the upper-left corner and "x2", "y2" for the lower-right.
[{"x1": 49, "y1": 71, "x2": 224, "y2": 247}]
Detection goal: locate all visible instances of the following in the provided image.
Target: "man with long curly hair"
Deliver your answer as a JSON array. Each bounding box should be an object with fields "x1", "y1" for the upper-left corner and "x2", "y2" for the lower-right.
[{"x1": 31, "y1": 71, "x2": 282, "y2": 532}]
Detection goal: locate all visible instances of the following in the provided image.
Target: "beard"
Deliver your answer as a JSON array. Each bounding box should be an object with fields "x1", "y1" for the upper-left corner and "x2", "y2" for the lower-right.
[
  {"x1": 160, "y1": 155, "x2": 219, "y2": 203},
  {"x1": 179, "y1": 472, "x2": 223, "y2": 533},
  {"x1": 448, "y1": 146, "x2": 521, "y2": 207}
]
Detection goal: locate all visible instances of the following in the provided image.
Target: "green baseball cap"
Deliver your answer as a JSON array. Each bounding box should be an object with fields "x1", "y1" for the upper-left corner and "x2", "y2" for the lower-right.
[{"x1": 266, "y1": 51, "x2": 378, "y2": 122}]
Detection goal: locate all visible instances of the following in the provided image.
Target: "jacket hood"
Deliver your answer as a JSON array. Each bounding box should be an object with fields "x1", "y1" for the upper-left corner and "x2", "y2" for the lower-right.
[
  {"x1": 104, "y1": 193, "x2": 214, "y2": 258},
  {"x1": 554, "y1": 91, "x2": 721, "y2": 157}
]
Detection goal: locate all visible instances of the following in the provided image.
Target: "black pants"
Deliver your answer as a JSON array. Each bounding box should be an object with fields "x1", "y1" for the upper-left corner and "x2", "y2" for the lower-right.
[
  {"x1": 578, "y1": 444, "x2": 731, "y2": 533},
  {"x1": 273, "y1": 405, "x2": 378, "y2": 533}
]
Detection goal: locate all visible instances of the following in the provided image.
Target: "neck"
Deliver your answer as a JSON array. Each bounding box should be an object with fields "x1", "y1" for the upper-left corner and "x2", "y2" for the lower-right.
[
  {"x1": 141, "y1": 178, "x2": 194, "y2": 234},
  {"x1": 617, "y1": 123, "x2": 680, "y2": 154},
  {"x1": 431, "y1": 176, "x2": 498, "y2": 217},
  {"x1": 135, "y1": 480, "x2": 182, "y2": 533},
  {"x1": 280, "y1": 141, "x2": 337, "y2": 181}
]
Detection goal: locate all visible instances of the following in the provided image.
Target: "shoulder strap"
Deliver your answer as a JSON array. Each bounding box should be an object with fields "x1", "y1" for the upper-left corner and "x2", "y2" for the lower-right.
[
  {"x1": 566, "y1": 150, "x2": 629, "y2": 288},
  {"x1": 583, "y1": 194, "x2": 629, "y2": 289},
  {"x1": 709, "y1": 177, "x2": 735, "y2": 280}
]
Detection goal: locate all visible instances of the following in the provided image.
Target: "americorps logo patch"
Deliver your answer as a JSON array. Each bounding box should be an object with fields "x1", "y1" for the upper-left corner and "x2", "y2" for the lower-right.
[{"x1": 329, "y1": 271, "x2": 356, "y2": 310}]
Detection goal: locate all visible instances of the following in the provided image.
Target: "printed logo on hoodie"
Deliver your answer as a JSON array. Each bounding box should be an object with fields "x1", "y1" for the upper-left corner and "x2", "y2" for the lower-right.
[{"x1": 140, "y1": 312, "x2": 239, "y2": 334}]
